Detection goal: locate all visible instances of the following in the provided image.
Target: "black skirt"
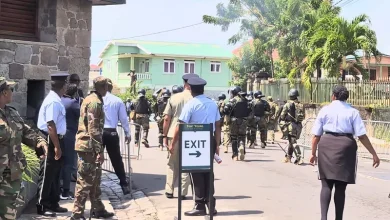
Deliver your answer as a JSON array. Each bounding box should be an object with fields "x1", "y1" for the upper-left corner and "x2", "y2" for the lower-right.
[{"x1": 318, "y1": 134, "x2": 358, "y2": 184}]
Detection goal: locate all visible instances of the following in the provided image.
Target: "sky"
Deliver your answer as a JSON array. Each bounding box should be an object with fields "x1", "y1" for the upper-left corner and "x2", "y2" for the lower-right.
[{"x1": 90, "y1": 0, "x2": 390, "y2": 65}]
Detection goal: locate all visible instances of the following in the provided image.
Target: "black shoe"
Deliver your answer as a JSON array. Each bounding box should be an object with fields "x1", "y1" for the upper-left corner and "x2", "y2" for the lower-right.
[
  {"x1": 181, "y1": 196, "x2": 186, "y2": 200},
  {"x1": 92, "y1": 210, "x2": 115, "y2": 218},
  {"x1": 184, "y1": 204, "x2": 207, "y2": 216},
  {"x1": 49, "y1": 205, "x2": 68, "y2": 213},
  {"x1": 207, "y1": 201, "x2": 217, "y2": 216},
  {"x1": 121, "y1": 184, "x2": 131, "y2": 195},
  {"x1": 36, "y1": 204, "x2": 56, "y2": 217},
  {"x1": 165, "y1": 192, "x2": 173, "y2": 199},
  {"x1": 208, "y1": 209, "x2": 218, "y2": 216},
  {"x1": 70, "y1": 216, "x2": 86, "y2": 220}
]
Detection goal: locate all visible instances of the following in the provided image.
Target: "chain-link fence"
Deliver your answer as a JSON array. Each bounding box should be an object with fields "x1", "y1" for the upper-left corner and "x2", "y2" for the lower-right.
[{"x1": 297, "y1": 118, "x2": 390, "y2": 161}]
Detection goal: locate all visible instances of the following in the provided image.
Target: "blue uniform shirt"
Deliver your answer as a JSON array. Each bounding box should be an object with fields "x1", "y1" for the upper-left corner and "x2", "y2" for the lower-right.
[
  {"x1": 103, "y1": 92, "x2": 131, "y2": 137},
  {"x1": 37, "y1": 90, "x2": 67, "y2": 135},
  {"x1": 179, "y1": 94, "x2": 221, "y2": 132},
  {"x1": 311, "y1": 100, "x2": 366, "y2": 137}
]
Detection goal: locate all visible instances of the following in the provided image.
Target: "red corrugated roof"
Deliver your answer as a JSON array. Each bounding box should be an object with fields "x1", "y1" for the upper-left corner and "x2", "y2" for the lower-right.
[
  {"x1": 90, "y1": 64, "x2": 99, "y2": 70},
  {"x1": 232, "y1": 39, "x2": 280, "y2": 60}
]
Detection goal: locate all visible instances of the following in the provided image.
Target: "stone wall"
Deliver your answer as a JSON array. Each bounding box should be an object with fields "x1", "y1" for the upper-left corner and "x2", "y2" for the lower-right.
[{"x1": 0, "y1": 0, "x2": 92, "y2": 117}]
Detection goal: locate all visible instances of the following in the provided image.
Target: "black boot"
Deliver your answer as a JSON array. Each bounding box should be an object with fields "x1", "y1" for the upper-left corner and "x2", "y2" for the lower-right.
[
  {"x1": 184, "y1": 204, "x2": 207, "y2": 216},
  {"x1": 36, "y1": 204, "x2": 56, "y2": 217},
  {"x1": 92, "y1": 210, "x2": 115, "y2": 218},
  {"x1": 121, "y1": 183, "x2": 131, "y2": 195},
  {"x1": 207, "y1": 202, "x2": 218, "y2": 216}
]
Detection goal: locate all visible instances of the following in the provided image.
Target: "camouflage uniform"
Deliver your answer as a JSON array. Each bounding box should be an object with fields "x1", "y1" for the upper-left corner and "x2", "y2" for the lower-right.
[
  {"x1": 267, "y1": 97, "x2": 280, "y2": 143},
  {"x1": 279, "y1": 89, "x2": 305, "y2": 164},
  {"x1": 225, "y1": 88, "x2": 250, "y2": 161},
  {"x1": 217, "y1": 95, "x2": 228, "y2": 152},
  {"x1": 131, "y1": 96, "x2": 152, "y2": 147},
  {"x1": 249, "y1": 91, "x2": 270, "y2": 148},
  {"x1": 246, "y1": 93, "x2": 256, "y2": 148},
  {"x1": 72, "y1": 90, "x2": 107, "y2": 218},
  {"x1": 153, "y1": 92, "x2": 170, "y2": 149},
  {"x1": 0, "y1": 78, "x2": 48, "y2": 220}
]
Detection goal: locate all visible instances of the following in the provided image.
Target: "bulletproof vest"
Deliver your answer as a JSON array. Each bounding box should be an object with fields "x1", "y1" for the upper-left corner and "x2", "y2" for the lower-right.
[
  {"x1": 135, "y1": 98, "x2": 149, "y2": 114},
  {"x1": 285, "y1": 102, "x2": 296, "y2": 122},
  {"x1": 253, "y1": 100, "x2": 266, "y2": 117},
  {"x1": 232, "y1": 97, "x2": 250, "y2": 118},
  {"x1": 218, "y1": 101, "x2": 224, "y2": 116},
  {"x1": 275, "y1": 103, "x2": 284, "y2": 119},
  {"x1": 157, "y1": 99, "x2": 167, "y2": 114}
]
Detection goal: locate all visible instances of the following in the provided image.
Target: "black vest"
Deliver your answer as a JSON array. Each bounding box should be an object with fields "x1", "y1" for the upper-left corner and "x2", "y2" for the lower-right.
[{"x1": 135, "y1": 98, "x2": 149, "y2": 114}]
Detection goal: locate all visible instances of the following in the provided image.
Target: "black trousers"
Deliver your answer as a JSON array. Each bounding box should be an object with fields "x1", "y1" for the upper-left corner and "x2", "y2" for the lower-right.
[
  {"x1": 191, "y1": 172, "x2": 216, "y2": 208},
  {"x1": 191, "y1": 138, "x2": 216, "y2": 208},
  {"x1": 103, "y1": 129, "x2": 127, "y2": 185},
  {"x1": 37, "y1": 132, "x2": 64, "y2": 208}
]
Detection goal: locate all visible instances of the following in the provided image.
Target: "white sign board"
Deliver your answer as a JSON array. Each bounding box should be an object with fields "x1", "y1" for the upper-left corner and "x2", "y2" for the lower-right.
[{"x1": 181, "y1": 125, "x2": 211, "y2": 171}]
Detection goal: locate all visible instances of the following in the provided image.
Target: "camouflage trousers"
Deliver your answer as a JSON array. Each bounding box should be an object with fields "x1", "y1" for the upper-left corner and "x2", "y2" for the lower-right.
[
  {"x1": 267, "y1": 119, "x2": 278, "y2": 142},
  {"x1": 229, "y1": 118, "x2": 247, "y2": 158},
  {"x1": 247, "y1": 116, "x2": 267, "y2": 144},
  {"x1": 222, "y1": 123, "x2": 231, "y2": 153},
  {"x1": 72, "y1": 152, "x2": 105, "y2": 218},
  {"x1": 134, "y1": 114, "x2": 150, "y2": 144},
  {"x1": 0, "y1": 173, "x2": 24, "y2": 220},
  {"x1": 280, "y1": 122, "x2": 303, "y2": 157},
  {"x1": 157, "y1": 117, "x2": 164, "y2": 147}
]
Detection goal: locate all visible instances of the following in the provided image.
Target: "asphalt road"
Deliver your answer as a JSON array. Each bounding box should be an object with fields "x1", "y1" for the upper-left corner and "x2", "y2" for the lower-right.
[{"x1": 131, "y1": 124, "x2": 390, "y2": 220}]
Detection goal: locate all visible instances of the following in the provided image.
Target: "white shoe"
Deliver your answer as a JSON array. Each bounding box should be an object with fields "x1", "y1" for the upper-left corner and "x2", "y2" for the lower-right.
[{"x1": 239, "y1": 146, "x2": 245, "y2": 161}]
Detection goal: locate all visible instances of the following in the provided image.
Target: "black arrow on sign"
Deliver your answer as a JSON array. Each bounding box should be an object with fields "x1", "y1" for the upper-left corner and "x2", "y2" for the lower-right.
[{"x1": 189, "y1": 151, "x2": 201, "y2": 158}]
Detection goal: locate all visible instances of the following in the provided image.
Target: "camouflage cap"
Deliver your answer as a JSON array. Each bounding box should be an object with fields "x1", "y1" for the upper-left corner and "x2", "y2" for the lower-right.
[
  {"x1": 267, "y1": 96, "x2": 273, "y2": 100},
  {"x1": 93, "y1": 76, "x2": 108, "y2": 88},
  {"x1": 106, "y1": 78, "x2": 113, "y2": 85},
  {"x1": 0, "y1": 77, "x2": 17, "y2": 91}
]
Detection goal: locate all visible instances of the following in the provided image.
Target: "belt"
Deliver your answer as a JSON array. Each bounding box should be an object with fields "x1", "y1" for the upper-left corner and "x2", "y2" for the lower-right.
[
  {"x1": 104, "y1": 128, "x2": 117, "y2": 132},
  {"x1": 324, "y1": 132, "x2": 353, "y2": 137},
  {"x1": 39, "y1": 130, "x2": 64, "y2": 139}
]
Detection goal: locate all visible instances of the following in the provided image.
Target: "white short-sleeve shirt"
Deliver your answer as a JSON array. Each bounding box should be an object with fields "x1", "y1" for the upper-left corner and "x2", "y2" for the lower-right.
[{"x1": 37, "y1": 90, "x2": 67, "y2": 135}]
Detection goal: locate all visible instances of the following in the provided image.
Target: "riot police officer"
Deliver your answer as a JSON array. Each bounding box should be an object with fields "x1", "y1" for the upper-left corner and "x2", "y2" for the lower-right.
[
  {"x1": 249, "y1": 91, "x2": 270, "y2": 148},
  {"x1": 224, "y1": 86, "x2": 250, "y2": 161},
  {"x1": 172, "y1": 85, "x2": 184, "y2": 94},
  {"x1": 130, "y1": 89, "x2": 152, "y2": 148},
  {"x1": 279, "y1": 89, "x2": 305, "y2": 164},
  {"x1": 246, "y1": 91, "x2": 255, "y2": 148},
  {"x1": 267, "y1": 96, "x2": 279, "y2": 144},
  {"x1": 154, "y1": 90, "x2": 171, "y2": 150}
]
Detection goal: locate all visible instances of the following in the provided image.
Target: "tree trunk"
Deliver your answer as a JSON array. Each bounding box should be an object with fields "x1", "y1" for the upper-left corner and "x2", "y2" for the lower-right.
[{"x1": 269, "y1": 49, "x2": 275, "y2": 78}]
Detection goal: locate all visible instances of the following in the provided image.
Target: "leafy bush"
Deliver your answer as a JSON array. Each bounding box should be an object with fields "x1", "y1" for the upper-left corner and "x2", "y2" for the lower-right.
[
  {"x1": 22, "y1": 145, "x2": 40, "y2": 183},
  {"x1": 115, "y1": 81, "x2": 156, "y2": 106}
]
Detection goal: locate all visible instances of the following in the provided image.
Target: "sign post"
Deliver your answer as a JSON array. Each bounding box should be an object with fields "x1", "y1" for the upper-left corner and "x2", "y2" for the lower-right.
[{"x1": 177, "y1": 123, "x2": 214, "y2": 220}]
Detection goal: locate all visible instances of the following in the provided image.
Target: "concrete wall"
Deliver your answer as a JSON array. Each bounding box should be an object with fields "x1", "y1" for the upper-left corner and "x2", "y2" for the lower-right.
[{"x1": 0, "y1": 0, "x2": 92, "y2": 117}]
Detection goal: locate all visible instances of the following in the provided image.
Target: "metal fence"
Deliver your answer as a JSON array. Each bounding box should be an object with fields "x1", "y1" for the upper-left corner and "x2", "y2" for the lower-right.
[
  {"x1": 101, "y1": 122, "x2": 143, "y2": 190},
  {"x1": 253, "y1": 78, "x2": 390, "y2": 107},
  {"x1": 297, "y1": 118, "x2": 390, "y2": 161}
]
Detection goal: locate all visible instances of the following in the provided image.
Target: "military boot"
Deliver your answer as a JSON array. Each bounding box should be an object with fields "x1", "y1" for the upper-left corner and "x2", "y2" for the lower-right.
[
  {"x1": 92, "y1": 210, "x2": 115, "y2": 218},
  {"x1": 283, "y1": 155, "x2": 292, "y2": 163},
  {"x1": 142, "y1": 139, "x2": 149, "y2": 148},
  {"x1": 261, "y1": 142, "x2": 266, "y2": 148}
]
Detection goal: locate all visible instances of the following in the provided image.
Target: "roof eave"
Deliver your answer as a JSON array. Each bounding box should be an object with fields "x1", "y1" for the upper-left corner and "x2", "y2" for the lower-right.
[{"x1": 152, "y1": 54, "x2": 232, "y2": 60}]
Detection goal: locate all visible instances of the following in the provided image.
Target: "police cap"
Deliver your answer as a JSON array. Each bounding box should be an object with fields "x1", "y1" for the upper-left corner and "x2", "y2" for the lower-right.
[
  {"x1": 51, "y1": 71, "x2": 69, "y2": 82},
  {"x1": 182, "y1": 73, "x2": 199, "y2": 82},
  {"x1": 188, "y1": 77, "x2": 207, "y2": 87}
]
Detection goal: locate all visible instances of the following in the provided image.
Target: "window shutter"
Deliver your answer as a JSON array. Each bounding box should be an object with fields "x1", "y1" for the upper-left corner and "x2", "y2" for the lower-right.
[{"x1": 0, "y1": 0, "x2": 38, "y2": 41}]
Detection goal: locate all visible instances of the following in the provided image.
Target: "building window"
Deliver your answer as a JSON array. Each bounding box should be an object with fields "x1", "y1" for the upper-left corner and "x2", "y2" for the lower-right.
[
  {"x1": 0, "y1": 0, "x2": 38, "y2": 41},
  {"x1": 145, "y1": 59, "x2": 150, "y2": 73},
  {"x1": 184, "y1": 60, "x2": 195, "y2": 74},
  {"x1": 210, "y1": 61, "x2": 221, "y2": 73},
  {"x1": 369, "y1": 69, "x2": 376, "y2": 80},
  {"x1": 164, "y1": 59, "x2": 175, "y2": 73}
]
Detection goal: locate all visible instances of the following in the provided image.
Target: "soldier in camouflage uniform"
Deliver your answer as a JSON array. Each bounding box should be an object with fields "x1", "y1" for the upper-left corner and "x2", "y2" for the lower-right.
[
  {"x1": 154, "y1": 90, "x2": 171, "y2": 150},
  {"x1": 71, "y1": 76, "x2": 114, "y2": 220},
  {"x1": 217, "y1": 93, "x2": 227, "y2": 152},
  {"x1": 266, "y1": 96, "x2": 279, "y2": 144},
  {"x1": 0, "y1": 77, "x2": 48, "y2": 220},
  {"x1": 224, "y1": 86, "x2": 250, "y2": 161},
  {"x1": 130, "y1": 89, "x2": 152, "y2": 148},
  {"x1": 279, "y1": 89, "x2": 305, "y2": 165},
  {"x1": 249, "y1": 91, "x2": 270, "y2": 148}
]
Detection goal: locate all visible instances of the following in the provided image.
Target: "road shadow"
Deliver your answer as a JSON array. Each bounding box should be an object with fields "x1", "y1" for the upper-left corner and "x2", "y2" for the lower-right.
[
  {"x1": 132, "y1": 172, "x2": 166, "y2": 194},
  {"x1": 243, "y1": 159, "x2": 275, "y2": 162},
  {"x1": 216, "y1": 210, "x2": 264, "y2": 216},
  {"x1": 215, "y1": 195, "x2": 251, "y2": 200}
]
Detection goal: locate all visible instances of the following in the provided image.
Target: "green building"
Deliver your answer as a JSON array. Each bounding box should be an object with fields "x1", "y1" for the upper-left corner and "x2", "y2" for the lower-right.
[{"x1": 98, "y1": 40, "x2": 233, "y2": 97}]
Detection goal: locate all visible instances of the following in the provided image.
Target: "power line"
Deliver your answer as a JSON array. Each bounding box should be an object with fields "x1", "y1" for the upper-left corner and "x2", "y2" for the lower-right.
[
  {"x1": 92, "y1": 22, "x2": 205, "y2": 43},
  {"x1": 342, "y1": 0, "x2": 361, "y2": 7},
  {"x1": 334, "y1": 0, "x2": 345, "y2": 6},
  {"x1": 339, "y1": 0, "x2": 355, "y2": 7}
]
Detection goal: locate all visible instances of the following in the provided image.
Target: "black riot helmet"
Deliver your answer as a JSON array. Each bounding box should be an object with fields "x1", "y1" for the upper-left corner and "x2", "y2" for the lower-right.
[
  {"x1": 162, "y1": 90, "x2": 171, "y2": 98},
  {"x1": 288, "y1": 89, "x2": 299, "y2": 99},
  {"x1": 238, "y1": 91, "x2": 247, "y2": 97},
  {"x1": 254, "y1": 90, "x2": 264, "y2": 99},
  {"x1": 229, "y1": 86, "x2": 242, "y2": 96},
  {"x1": 248, "y1": 91, "x2": 254, "y2": 97},
  {"x1": 172, "y1": 85, "x2": 180, "y2": 94},
  {"x1": 218, "y1": 93, "x2": 226, "y2": 100},
  {"x1": 138, "y1": 88, "x2": 146, "y2": 95}
]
